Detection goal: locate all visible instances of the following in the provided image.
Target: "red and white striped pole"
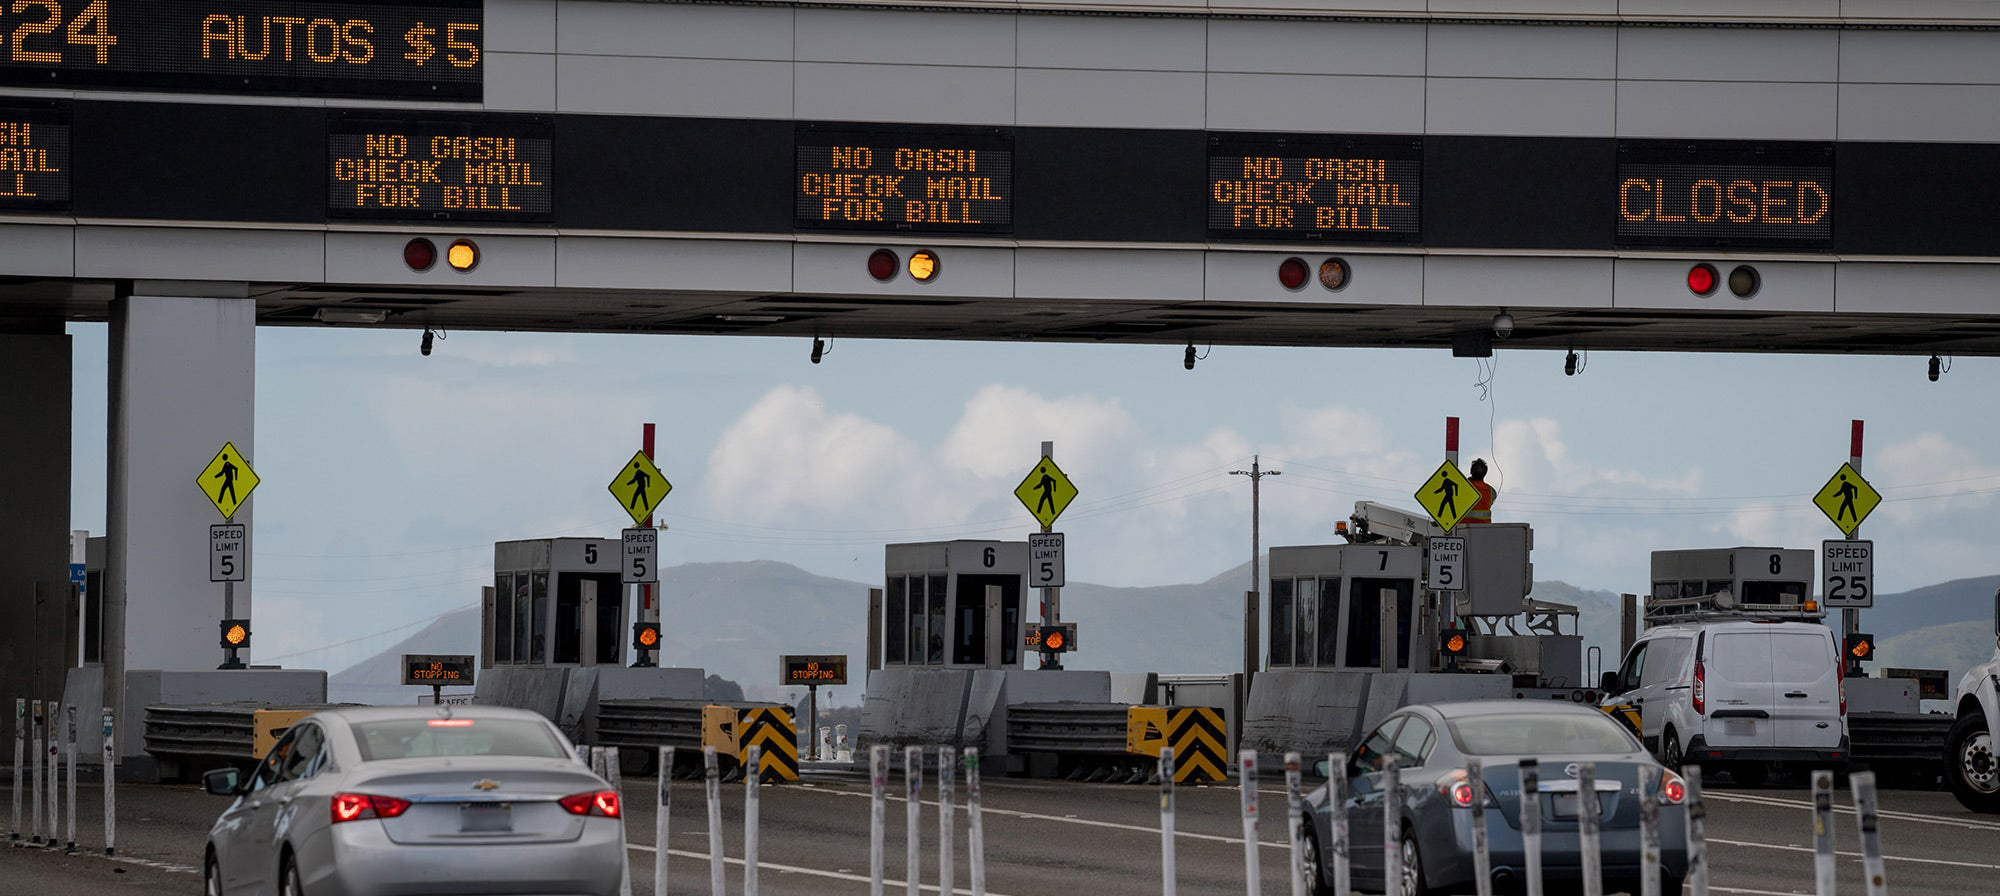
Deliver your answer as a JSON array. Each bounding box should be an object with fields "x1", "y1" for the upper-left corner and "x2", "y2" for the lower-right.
[
  {"x1": 1844, "y1": 420, "x2": 1864, "y2": 676},
  {"x1": 1446, "y1": 417, "x2": 1460, "y2": 468}
]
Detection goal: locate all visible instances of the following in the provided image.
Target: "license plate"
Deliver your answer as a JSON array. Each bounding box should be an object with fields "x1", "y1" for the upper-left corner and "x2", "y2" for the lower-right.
[
  {"x1": 1725, "y1": 719, "x2": 1757, "y2": 736},
  {"x1": 459, "y1": 803, "x2": 512, "y2": 833},
  {"x1": 1550, "y1": 793, "x2": 1578, "y2": 818}
]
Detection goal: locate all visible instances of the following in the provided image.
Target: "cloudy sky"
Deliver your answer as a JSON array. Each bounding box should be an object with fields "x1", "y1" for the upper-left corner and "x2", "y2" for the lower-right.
[{"x1": 64, "y1": 323, "x2": 1995, "y2": 668}]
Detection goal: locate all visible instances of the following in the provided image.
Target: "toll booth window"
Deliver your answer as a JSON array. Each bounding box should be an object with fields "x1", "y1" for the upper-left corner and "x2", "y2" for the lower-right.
[
  {"x1": 1345, "y1": 578, "x2": 1414, "y2": 669},
  {"x1": 84, "y1": 569, "x2": 103, "y2": 664},
  {"x1": 1316, "y1": 577, "x2": 1343, "y2": 666},
  {"x1": 1294, "y1": 578, "x2": 1318, "y2": 670},
  {"x1": 927, "y1": 574, "x2": 947, "y2": 664},
  {"x1": 555, "y1": 575, "x2": 583, "y2": 665},
  {"x1": 1270, "y1": 579, "x2": 1294, "y2": 666},
  {"x1": 1652, "y1": 581, "x2": 1678, "y2": 602},
  {"x1": 1002, "y1": 593, "x2": 1019, "y2": 666},
  {"x1": 1741, "y1": 580, "x2": 1806, "y2": 605},
  {"x1": 594, "y1": 578, "x2": 621, "y2": 665},
  {"x1": 954, "y1": 586, "x2": 983, "y2": 666},
  {"x1": 885, "y1": 576, "x2": 908, "y2": 664},
  {"x1": 493, "y1": 574, "x2": 515, "y2": 663},
  {"x1": 906, "y1": 578, "x2": 927, "y2": 666},
  {"x1": 512, "y1": 574, "x2": 532, "y2": 664},
  {"x1": 530, "y1": 571, "x2": 549, "y2": 664}
]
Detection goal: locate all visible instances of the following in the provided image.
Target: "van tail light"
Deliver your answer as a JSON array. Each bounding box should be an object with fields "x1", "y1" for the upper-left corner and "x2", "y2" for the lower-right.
[
  {"x1": 1836, "y1": 649, "x2": 1848, "y2": 716},
  {"x1": 331, "y1": 793, "x2": 412, "y2": 824},
  {"x1": 1692, "y1": 661, "x2": 1706, "y2": 716},
  {"x1": 559, "y1": 789, "x2": 622, "y2": 818},
  {"x1": 1659, "y1": 770, "x2": 1687, "y2": 805}
]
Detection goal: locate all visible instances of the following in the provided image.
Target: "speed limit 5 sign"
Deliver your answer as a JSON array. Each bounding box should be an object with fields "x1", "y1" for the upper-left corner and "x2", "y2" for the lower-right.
[
  {"x1": 1822, "y1": 539, "x2": 1873, "y2": 608},
  {"x1": 1028, "y1": 532, "x2": 1065, "y2": 588}
]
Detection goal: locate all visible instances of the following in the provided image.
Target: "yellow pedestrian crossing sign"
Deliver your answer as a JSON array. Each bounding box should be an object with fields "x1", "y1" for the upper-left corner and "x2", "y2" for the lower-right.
[
  {"x1": 607, "y1": 451, "x2": 671, "y2": 526},
  {"x1": 1015, "y1": 457, "x2": 1078, "y2": 528},
  {"x1": 1415, "y1": 459, "x2": 1476, "y2": 533},
  {"x1": 1814, "y1": 462, "x2": 1880, "y2": 538},
  {"x1": 197, "y1": 441, "x2": 259, "y2": 520}
]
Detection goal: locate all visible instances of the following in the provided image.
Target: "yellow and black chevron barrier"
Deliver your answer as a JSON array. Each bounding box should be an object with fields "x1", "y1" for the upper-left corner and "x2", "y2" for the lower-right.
[
  {"x1": 739, "y1": 707, "x2": 799, "y2": 783},
  {"x1": 698, "y1": 705, "x2": 799, "y2": 782},
  {"x1": 1126, "y1": 706, "x2": 1228, "y2": 783},
  {"x1": 1601, "y1": 703, "x2": 1642, "y2": 738}
]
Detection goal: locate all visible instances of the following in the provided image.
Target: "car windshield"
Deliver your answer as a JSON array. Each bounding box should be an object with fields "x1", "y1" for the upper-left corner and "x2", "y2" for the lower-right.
[
  {"x1": 1446, "y1": 712, "x2": 1638, "y2": 756},
  {"x1": 351, "y1": 718, "x2": 570, "y2": 762}
]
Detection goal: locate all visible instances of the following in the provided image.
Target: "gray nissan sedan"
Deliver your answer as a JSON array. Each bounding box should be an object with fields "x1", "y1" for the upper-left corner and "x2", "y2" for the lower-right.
[
  {"x1": 1300, "y1": 701, "x2": 1690, "y2": 896},
  {"x1": 202, "y1": 705, "x2": 624, "y2": 896}
]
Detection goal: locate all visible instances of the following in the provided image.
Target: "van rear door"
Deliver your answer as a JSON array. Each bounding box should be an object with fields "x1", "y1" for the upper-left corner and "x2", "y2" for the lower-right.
[
  {"x1": 1704, "y1": 631, "x2": 1777, "y2": 750},
  {"x1": 1769, "y1": 629, "x2": 1843, "y2": 749}
]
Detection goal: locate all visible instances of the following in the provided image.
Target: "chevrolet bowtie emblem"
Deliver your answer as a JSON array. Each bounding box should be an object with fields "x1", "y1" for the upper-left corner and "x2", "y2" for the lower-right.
[{"x1": 473, "y1": 779, "x2": 500, "y2": 791}]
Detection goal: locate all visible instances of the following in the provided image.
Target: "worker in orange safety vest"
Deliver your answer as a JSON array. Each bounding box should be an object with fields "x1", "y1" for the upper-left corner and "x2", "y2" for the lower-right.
[{"x1": 1463, "y1": 458, "x2": 1496, "y2": 524}]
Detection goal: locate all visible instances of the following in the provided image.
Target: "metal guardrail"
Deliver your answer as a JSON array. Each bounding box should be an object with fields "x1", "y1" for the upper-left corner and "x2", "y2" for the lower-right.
[
  {"x1": 1848, "y1": 711, "x2": 1952, "y2": 765},
  {"x1": 143, "y1": 703, "x2": 335, "y2": 762},
  {"x1": 1006, "y1": 702, "x2": 1132, "y2": 755},
  {"x1": 592, "y1": 698, "x2": 783, "y2": 750}
]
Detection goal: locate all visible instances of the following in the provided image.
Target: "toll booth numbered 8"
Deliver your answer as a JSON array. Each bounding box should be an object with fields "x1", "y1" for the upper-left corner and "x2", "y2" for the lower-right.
[
  {"x1": 488, "y1": 538, "x2": 626, "y2": 668},
  {"x1": 884, "y1": 540, "x2": 1029, "y2": 670}
]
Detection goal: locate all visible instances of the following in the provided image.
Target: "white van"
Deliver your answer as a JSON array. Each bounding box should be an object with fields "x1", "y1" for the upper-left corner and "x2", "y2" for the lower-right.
[{"x1": 1603, "y1": 618, "x2": 1847, "y2": 785}]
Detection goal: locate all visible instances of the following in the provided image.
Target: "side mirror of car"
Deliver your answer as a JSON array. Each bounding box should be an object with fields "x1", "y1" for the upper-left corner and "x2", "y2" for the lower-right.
[
  {"x1": 1600, "y1": 671, "x2": 1621, "y2": 696},
  {"x1": 203, "y1": 767, "x2": 242, "y2": 797},
  {"x1": 1312, "y1": 758, "x2": 1331, "y2": 778}
]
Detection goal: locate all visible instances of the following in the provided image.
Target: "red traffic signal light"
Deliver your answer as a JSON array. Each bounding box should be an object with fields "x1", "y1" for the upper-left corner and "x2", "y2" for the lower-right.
[{"x1": 1687, "y1": 263, "x2": 1718, "y2": 297}]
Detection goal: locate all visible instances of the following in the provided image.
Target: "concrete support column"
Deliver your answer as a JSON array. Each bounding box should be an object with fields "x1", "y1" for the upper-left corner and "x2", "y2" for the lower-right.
[
  {"x1": 0, "y1": 330, "x2": 71, "y2": 750},
  {"x1": 106, "y1": 287, "x2": 256, "y2": 732}
]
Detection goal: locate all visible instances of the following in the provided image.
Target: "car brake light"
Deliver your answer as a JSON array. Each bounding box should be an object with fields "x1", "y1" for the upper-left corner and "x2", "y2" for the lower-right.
[
  {"x1": 427, "y1": 719, "x2": 476, "y2": 727},
  {"x1": 1836, "y1": 647, "x2": 1848, "y2": 716},
  {"x1": 1659, "y1": 771, "x2": 1686, "y2": 805},
  {"x1": 560, "y1": 789, "x2": 621, "y2": 818},
  {"x1": 331, "y1": 793, "x2": 412, "y2": 824},
  {"x1": 1435, "y1": 771, "x2": 1481, "y2": 808},
  {"x1": 1692, "y1": 661, "x2": 1705, "y2": 715}
]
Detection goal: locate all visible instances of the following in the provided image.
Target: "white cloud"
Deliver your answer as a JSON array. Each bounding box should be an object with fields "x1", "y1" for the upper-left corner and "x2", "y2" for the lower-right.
[
  {"x1": 707, "y1": 386, "x2": 925, "y2": 519},
  {"x1": 939, "y1": 385, "x2": 1136, "y2": 479}
]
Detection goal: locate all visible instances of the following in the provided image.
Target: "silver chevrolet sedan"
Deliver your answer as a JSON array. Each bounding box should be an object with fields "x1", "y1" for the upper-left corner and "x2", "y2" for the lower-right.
[
  {"x1": 1300, "y1": 701, "x2": 1689, "y2": 896},
  {"x1": 202, "y1": 705, "x2": 624, "y2": 896}
]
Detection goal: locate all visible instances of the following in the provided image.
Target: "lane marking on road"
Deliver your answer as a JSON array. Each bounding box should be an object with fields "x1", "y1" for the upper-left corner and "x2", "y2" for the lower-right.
[
  {"x1": 1705, "y1": 791, "x2": 2000, "y2": 832},
  {"x1": 106, "y1": 854, "x2": 201, "y2": 875},
  {"x1": 814, "y1": 788, "x2": 1294, "y2": 849},
  {"x1": 627, "y1": 841, "x2": 1023, "y2": 896},
  {"x1": 1708, "y1": 836, "x2": 2000, "y2": 870}
]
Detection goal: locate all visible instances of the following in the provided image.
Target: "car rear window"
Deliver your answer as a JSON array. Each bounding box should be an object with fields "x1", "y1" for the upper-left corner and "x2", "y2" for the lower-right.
[
  {"x1": 1771, "y1": 632, "x2": 1834, "y2": 685},
  {"x1": 1448, "y1": 712, "x2": 1639, "y2": 756},
  {"x1": 351, "y1": 718, "x2": 570, "y2": 762}
]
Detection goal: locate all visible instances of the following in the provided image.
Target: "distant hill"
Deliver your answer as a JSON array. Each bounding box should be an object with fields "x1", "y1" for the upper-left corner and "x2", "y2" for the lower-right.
[{"x1": 330, "y1": 559, "x2": 2000, "y2": 706}]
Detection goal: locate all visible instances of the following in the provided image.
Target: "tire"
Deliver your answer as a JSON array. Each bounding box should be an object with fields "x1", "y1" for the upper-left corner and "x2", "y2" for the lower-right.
[
  {"x1": 1946, "y1": 711, "x2": 2000, "y2": 813},
  {"x1": 1397, "y1": 828, "x2": 1430, "y2": 896},
  {"x1": 1660, "y1": 728, "x2": 1685, "y2": 773},
  {"x1": 280, "y1": 853, "x2": 304, "y2": 896},
  {"x1": 1299, "y1": 824, "x2": 1332, "y2": 896},
  {"x1": 204, "y1": 853, "x2": 223, "y2": 896}
]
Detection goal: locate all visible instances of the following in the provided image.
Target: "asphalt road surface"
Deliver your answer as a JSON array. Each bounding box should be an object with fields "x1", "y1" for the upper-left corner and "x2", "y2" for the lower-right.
[{"x1": 4, "y1": 768, "x2": 1996, "y2": 895}]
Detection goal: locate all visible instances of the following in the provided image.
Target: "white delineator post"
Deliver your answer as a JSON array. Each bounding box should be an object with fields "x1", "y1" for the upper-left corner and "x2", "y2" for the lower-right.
[
  {"x1": 1685, "y1": 766, "x2": 1708, "y2": 896},
  {"x1": 1578, "y1": 762, "x2": 1603, "y2": 896},
  {"x1": 1638, "y1": 765, "x2": 1661, "y2": 896},
  {"x1": 1812, "y1": 770, "x2": 1837, "y2": 896},
  {"x1": 101, "y1": 709, "x2": 115, "y2": 855},
  {"x1": 1327, "y1": 753, "x2": 1351, "y2": 896},
  {"x1": 964, "y1": 748, "x2": 987, "y2": 896},
  {"x1": 31, "y1": 699, "x2": 43, "y2": 844},
  {"x1": 1160, "y1": 746, "x2": 1177, "y2": 896},
  {"x1": 1851, "y1": 771, "x2": 1888, "y2": 896},
  {"x1": 906, "y1": 745, "x2": 923, "y2": 896},
  {"x1": 46, "y1": 702, "x2": 59, "y2": 850},
  {"x1": 1383, "y1": 756, "x2": 1401, "y2": 894},
  {"x1": 705, "y1": 747, "x2": 725, "y2": 896},
  {"x1": 744, "y1": 744, "x2": 762, "y2": 896},
  {"x1": 1469, "y1": 758, "x2": 1493, "y2": 896},
  {"x1": 1285, "y1": 752, "x2": 1306, "y2": 896},
  {"x1": 1519, "y1": 759, "x2": 1543, "y2": 896},
  {"x1": 11, "y1": 698, "x2": 22, "y2": 843},
  {"x1": 938, "y1": 748, "x2": 955, "y2": 896},
  {"x1": 870, "y1": 746, "x2": 887, "y2": 896},
  {"x1": 655, "y1": 747, "x2": 672, "y2": 896},
  {"x1": 1240, "y1": 750, "x2": 1261, "y2": 896},
  {"x1": 65, "y1": 705, "x2": 77, "y2": 853}
]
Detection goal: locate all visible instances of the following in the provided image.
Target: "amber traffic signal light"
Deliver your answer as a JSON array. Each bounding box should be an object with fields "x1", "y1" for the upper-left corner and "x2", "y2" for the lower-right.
[
  {"x1": 633, "y1": 622, "x2": 662, "y2": 651},
  {"x1": 219, "y1": 618, "x2": 250, "y2": 649},
  {"x1": 1845, "y1": 632, "x2": 1876, "y2": 661},
  {"x1": 1441, "y1": 628, "x2": 1469, "y2": 657}
]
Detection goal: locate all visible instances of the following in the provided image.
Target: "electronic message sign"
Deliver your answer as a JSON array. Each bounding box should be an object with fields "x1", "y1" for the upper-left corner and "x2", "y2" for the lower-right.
[
  {"x1": 0, "y1": 1, "x2": 482, "y2": 99},
  {"x1": 0, "y1": 100, "x2": 68, "y2": 211},
  {"x1": 796, "y1": 127, "x2": 1012, "y2": 233},
  {"x1": 1208, "y1": 135, "x2": 1421, "y2": 241},
  {"x1": 328, "y1": 114, "x2": 553, "y2": 222},
  {"x1": 402, "y1": 653, "x2": 475, "y2": 687},
  {"x1": 781, "y1": 655, "x2": 848, "y2": 686},
  {"x1": 1616, "y1": 141, "x2": 1833, "y2": 249}
]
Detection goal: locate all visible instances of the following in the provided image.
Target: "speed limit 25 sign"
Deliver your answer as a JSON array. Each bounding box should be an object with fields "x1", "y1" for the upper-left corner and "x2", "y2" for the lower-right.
[{"x1": 1822, "y1": 539, "x2": 1873, "y2": 608}]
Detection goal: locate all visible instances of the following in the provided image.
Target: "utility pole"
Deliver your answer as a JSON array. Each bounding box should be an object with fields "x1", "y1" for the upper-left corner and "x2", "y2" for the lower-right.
[{"x1": 1230, "y1": 457, "x2": 1280, "y2": 679}]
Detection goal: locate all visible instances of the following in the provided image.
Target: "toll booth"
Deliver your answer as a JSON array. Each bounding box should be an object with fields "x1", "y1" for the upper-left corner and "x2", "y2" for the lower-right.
[
  {"x1": 1266, "y1": 544, "x2": 1425, "y2": 671},
  {"x1": 882, "y1": 540, "x2": 1029, "y2": 671},
  {"x1": 1648, "y1": 547, "x2": 1815, "y2": 619},
  {"x1": 488, "y1": 538, "x2": 626, "y2": 668}
]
